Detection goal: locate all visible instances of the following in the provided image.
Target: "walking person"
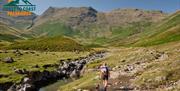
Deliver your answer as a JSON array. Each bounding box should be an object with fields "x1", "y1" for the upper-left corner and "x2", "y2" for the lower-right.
[{"x1": 100, "y1": 62, "x2": 110, "y2": 91}]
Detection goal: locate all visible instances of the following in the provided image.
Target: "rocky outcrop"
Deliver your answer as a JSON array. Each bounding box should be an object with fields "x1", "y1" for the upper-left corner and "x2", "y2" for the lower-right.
[{"x1": 4, "y1": 51, "x2": 107, "y2": 91}]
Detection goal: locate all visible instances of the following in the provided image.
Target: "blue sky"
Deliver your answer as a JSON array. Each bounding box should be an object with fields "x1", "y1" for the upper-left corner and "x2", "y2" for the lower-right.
[{"x1": 30, "y1": 0, "x2": 179, "y2": 15}]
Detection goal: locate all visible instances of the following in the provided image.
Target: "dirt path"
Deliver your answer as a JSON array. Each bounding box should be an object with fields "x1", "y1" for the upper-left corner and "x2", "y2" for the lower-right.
[
  {"x1": 88, "y1": 71, "x2": 135, "y2": 91},
  {"x1": 107, "y1": 75, "x2": 134, "y2": 91}
]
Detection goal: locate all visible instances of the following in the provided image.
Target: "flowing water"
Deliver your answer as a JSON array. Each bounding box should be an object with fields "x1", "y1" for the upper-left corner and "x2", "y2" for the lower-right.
[
  {"x1": 39, "y1": 79, "x2": 72, "y2": 91},
  {"x1": 39, "y1": 52, "x2": 107, "y2": 91}
]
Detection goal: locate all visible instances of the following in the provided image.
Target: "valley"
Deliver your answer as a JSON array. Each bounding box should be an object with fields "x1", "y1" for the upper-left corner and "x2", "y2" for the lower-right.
[
  {"x1": 0, "y1": 5, "x2": 179, "y2": 91},
  {"x1": 59, "y1": 41, "x2": 180, "y2": 91}
]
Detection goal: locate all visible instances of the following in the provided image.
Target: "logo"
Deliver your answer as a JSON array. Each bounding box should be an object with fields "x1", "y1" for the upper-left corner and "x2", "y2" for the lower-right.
[{"x1": 2, "y1": 0, "x2": 36, "y2": 16}]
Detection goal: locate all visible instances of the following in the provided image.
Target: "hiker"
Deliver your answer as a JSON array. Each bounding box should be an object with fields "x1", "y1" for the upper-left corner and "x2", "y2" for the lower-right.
[{"x1": 100, "y1": 62, "x2": 110, "y2": 91}]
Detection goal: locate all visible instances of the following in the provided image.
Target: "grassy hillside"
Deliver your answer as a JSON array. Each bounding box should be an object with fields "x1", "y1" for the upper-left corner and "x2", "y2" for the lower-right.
[
  {"x1": 0, "y1": 12, "x2": 37, "y2": 30},
  {"x1": 133, "y1": 11, "x2": 180, "y2": 46},
  {"x1": 26, "y1": 10, "x2": 179, "y2": 47},
  {"x1": 0, "y1": 50, "x2": 90, "y2": 84},
  {"x1": 0, "y1": 22, "x2": 23, "y2": 42},
  {"x1": 5, "y1": 36, "x2": 88, "y2": 52},
  {"x1": 105, "y1": 21, "x2": 152, "y2": 45},
  {"x1": 0, "y1": 34, "x2": 20, "y2": 42},
  {"x1": 108, "y1": 11, "x2": 180, "y2": 47},
  {"x1": 29, "y1": 22, "x2": 76, "y2": 37}
]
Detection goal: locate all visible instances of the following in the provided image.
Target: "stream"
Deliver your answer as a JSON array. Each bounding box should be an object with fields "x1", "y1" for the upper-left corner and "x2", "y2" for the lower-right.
[
  {"x1": 5, "y1": 51, "x2": 107, "y2": 91},
  {"x1": 39, "y1": 51, "x2": 107, "y2": 91},
  {"x1": 39, "y1": 79, "x2": 72, "y2": 91}
]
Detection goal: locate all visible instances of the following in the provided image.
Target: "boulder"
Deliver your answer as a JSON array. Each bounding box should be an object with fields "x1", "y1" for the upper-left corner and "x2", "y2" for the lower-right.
[
  {"x1": 32, "y1": 64, "x2": 39, "y2": 68},
  {"x1": 77, "y1": 64, "x2": 84, "y2": 70},
  {"x1": 30, "y1": 51, "x2": 35, "y2": 54},
  {"x1": 135, "y1": 61, "x2": 141, "y2": 65},
  {"x1": 59, "y1": 59, "x2": 65, "y2": 63},
  {"x1": 3, "y1": 57, "x2": 14, "y2": 63},
  {"x1": 13, "y1": 49, "x2": 23, "y2": 56},
  {"x1": 24, "y1": 51, "x2": 29, "y2": 54},
  {"x1": 70, "y1": 69, "x2": 80, "y2": 79},
  {"x1": 124, "y1": 68, "x2": 129, "y2": 72},
  {"x1": 14, "y1": 69, "x2": 28, "y2": 74},
  {"x1": 23, "y1": 77, "x2": 31, "y2": 83},
  {"x1": 155, "y1": 76, "x2": 167, "y2": 82},
  {"x1": 15, "y1": 53, "x2": 23, "y2": 56},
  {"x1": 0, "y1": 73, "x2": 8, "y2": 78},
  {"x1": 121, "y1": 60, "x2": 126, "y2": 62},
  {"x1": 42, "y1": 64, "x2": 54, "y2": 69},
  {"x1": 67, "y1": 58, "x2": 72, "y2": 61},
  {"x1": 3, "y1": 50, "x2": 8, "y2": 53},
  {"x1": 12, "y1": 49, "x2": 19, "y2": 53},
  {"x1": 35, "y1": 54, "x2": 39, "y2": 56},
  {"x1": 22, "y1": 84, "x2": 36, "y2": 91},
  {"x1": 158, "y1": 54, "x2": 168, "y2": 61}
]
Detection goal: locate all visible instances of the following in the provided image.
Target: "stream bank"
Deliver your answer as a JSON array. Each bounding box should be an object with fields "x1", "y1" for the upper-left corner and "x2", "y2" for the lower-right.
[
  {"x1": 39, "y1": 79, "x2": 72, "y2": 91},
  {"x1": 4, "y1": 51, "x2": 107, "y2": 91}
]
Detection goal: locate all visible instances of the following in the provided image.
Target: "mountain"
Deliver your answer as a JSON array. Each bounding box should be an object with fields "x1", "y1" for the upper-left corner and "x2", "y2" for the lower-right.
[
  {"x1": 28, "y1": 7, "x2": 167, "y2": 44},
  {"x1": 28, "y1": 7, "x2": 98, "y2": 37},
  {"x1": 2, "y1": 7, "x2": 178, "y2": 47}
]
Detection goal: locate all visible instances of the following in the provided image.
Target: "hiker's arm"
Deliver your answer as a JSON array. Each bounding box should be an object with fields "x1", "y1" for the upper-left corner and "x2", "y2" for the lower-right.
[
  {"x1": 108, "y1": 68, "x2": 110, "y2": 77},
  {"x1": 100, "y1": 71, "x2": 102, "y2": 79}
]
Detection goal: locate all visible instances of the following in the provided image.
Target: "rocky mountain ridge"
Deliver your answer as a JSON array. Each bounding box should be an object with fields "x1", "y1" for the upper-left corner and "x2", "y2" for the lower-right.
[
  {"x1": 32, "y1": 7, "x2": 166, "y2": 29},
  {"x1": 27, "y1": 7, "x2": 167, "y2": 40}
]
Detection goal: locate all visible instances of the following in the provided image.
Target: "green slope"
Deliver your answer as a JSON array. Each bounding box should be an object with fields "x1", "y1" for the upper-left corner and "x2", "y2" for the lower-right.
[
  {"x1": 30, "y1": 22, "x2": 76, "y2": 37},
  {"x1": 133, "y1": 11, "x2": 180, "y2": 46},
  {"x1": 30, "y1": 20, "x2": 152, "y2": 46},
  {"x1": 0, "y1": 34, "x2": 20, "y2": 42},
  {"x1": 107, "y1": 11, "x2": 180, "y2": 47},
  {"x1": 6, "y1": 36, "x2": 88, "y2": 51},
  {"x1": 105, "y1": 21, "x2": 152, "y2": 45},
  {"x1": 0, "y1": 22, "x2": 23, "y2": 42}
]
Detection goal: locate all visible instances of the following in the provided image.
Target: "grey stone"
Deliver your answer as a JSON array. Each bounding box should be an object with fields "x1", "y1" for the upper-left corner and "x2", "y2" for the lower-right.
[{"x1": 3, "y1": 57, "x2": 14, "y2": 63}]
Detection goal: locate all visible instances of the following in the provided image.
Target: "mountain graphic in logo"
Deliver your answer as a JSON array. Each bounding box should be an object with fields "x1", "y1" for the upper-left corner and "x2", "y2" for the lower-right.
[
  {"x1": 2, "y1": 0, "x2": 36, "y2": 16},
  {"x1": 4, "y1": 0, "x2": 33, "y2": 6}
]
